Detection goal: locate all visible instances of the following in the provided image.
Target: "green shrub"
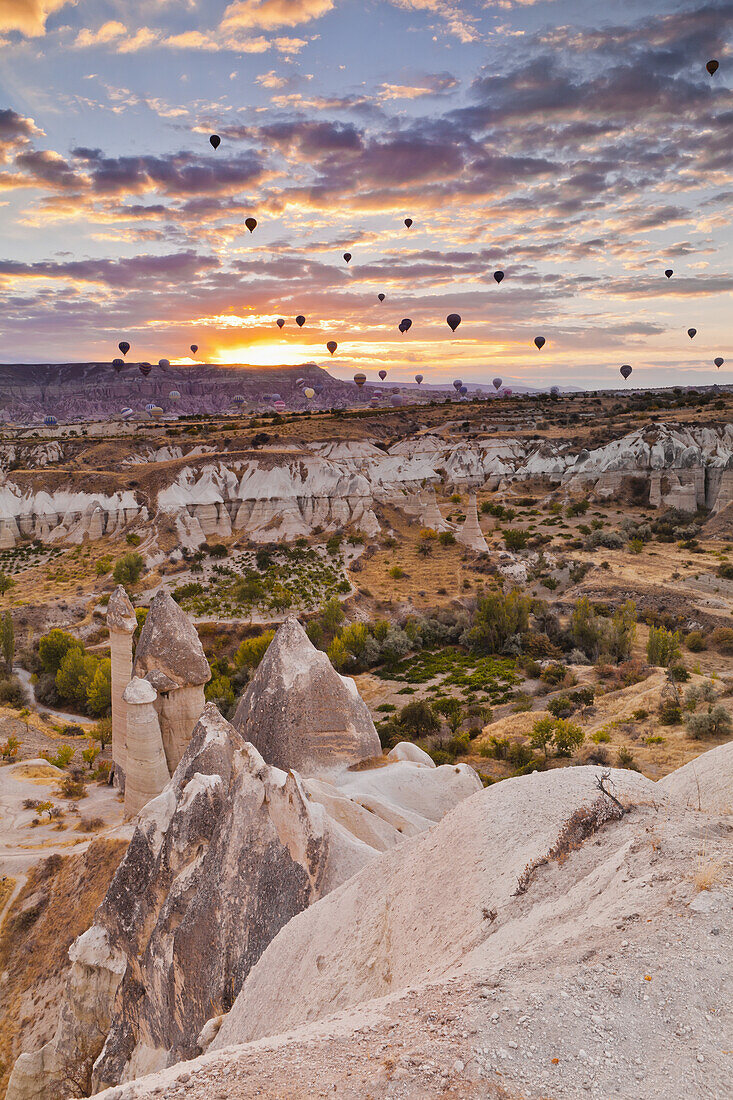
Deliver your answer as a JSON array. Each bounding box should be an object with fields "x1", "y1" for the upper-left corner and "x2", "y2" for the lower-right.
[
  {"x1": 616, "y1": 746, "x2": 640, "y2": 771},
  {"x1": 686, "y1": 705, "x2": 732, "y2": 740},
  {"x1": 591, "y1": 730, "x2": 610, "y2": 743},
  {"x1": 438, "y1": 531, "x2": 456, "y2": 546},
  {"x1": 38, "y1": 629, "x2": 83, "y2": 675},
  {"x1": 503, "y1": 528, "x2": 529, "y2": 551},
  {"x1": 234, "y1": 630, "x2": 275, "y2": 669},
  {"x1": 685, "y1": 630, "x2": 706, "y2": 652},
  {"x1": 647, "y1": 626, "x2": 681, "y2": 667},
  {"x1": 658, "y1": 700, "x2": 682, "y2": 725},
  {"x1": 113, "y1": 552, "x2": 145, "y2": 587},
  {"x1": 711, "y1": 627, "x2": 733, "y2": 655}
]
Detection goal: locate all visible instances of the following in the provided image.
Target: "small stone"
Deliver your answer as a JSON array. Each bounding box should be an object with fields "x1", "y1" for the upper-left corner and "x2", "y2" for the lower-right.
[{"x1": 697, "y1": 1054, "x2": 704, "y2": 1064}]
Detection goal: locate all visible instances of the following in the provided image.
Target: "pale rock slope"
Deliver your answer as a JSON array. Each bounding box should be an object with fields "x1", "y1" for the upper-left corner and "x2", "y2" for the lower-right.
[{"x1": 100, "y1": 748, "x2": 732, "y2": 1100}]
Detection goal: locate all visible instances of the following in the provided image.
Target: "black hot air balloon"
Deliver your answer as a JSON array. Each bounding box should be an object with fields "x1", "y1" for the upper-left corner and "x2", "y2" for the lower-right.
[
  {"x1": 550, "y1": 385, "x2": 560, "y2": 396},
  {"x1": 296, "y1": 315, "x2": 306, "y2": 328},
  {"x1": 378, "y1": 369, "x2": 387, "y2": 381},
  {"x1": 492, "y1": 377, "x2": 502, "y2": 390},
  {"x1": 118, "y1": 341, "x2": 130, "y2": 355},
  {"x1": 688, "y1": 328, "x2": 697, "y2": 339},
  {"x1": 493, "y1": 270, "x2": 504, "y2": 284},
  {"x1": 210, "y1": 134, "x2": 221, "y2": 150},
  {"x1": 139, "y1": 363, "x2": 152, "y2": 377},
  {"x1": 534, "y1": 336, "x2": 546, "y2": 350},
  {"x1": 112, "y1": 358, "x2": 124, "y2": 372},
  {"x1": 620, "y1": 365, "x2": 632, "y2": 381},
  {"x1": 415, "y1": 374, "x2": 423, "y2": 384},
  {"x1": 447, "y1": 313, "x2": 461, "y2": 332},
  {"x1": 665, "y1": 269, "x2": 673, "y2": 278},
  {"x1": 276, "y1": 318, "x2": 285, "y2": 329},
  {"x1": 707, "y1": 59, "x2": 719, "y2": 75},
  {"x1": 378, "y1": 293, "x2": 385, "y2": 302},
  {"x1": 326, "y1": 341, "x2": 337, "y2": 355},
  {"x1": 460, "y1": 385, "x2": 468, "y2": 396},
  {"x1": 343, "y1": 252, "x2": 352, "y2": 264},
  {"x1": 453, "y1": 379, "x2": 462, "y2": 392},
  {"x1": 400, "y1": 318, "x2": 412, "y2": 333},
  {"x1": 404, "y1": 218, "x2": 413, "y2": 229},
  {"x1": 190, "y1": 344, "x2": 198, "y2": 354},
  {"x1": 714, "y1": 357, "x2": 724, "y2": 369},
  {"x1": 245, "y1": 217, "x2": 257, "y2": 233}
]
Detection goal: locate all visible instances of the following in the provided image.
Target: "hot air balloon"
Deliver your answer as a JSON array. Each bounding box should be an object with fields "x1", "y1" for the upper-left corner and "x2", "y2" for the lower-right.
[
  {"x1": 276, "y1": 318, "x2": 285, "y2": 329},
  {"x1": 378, "y1": 369, "x2": 387, "y2": 381},
  {"x1": 304, "y1": 387, "x2": 315, "y2": 399},
  {"x1": 354, "y1": 373, "x2": 366, "y2": 388},
  {"x1": 296, "y1": 315, "x2": 306, "y2": 328},
  {"x1": 404, "y1": 218, "x2": 413, "y2": 228},
  {"x1": 210, "y1": 134, "x2": 221, "y2": 149},
  {"x1": 118, "y1": 341, "x2": 130, "y2": 355},
  {"x1": 273, "y1": 400, "x2": 286, "y2": 413},
  {"x1": 492, "y1": 377, "x2": 502, "y2": 390},
  {"x1": 169, "y1": 390, "x2": 181, "y2": 401},
  {"x1": 232, "y1": 395, "x2": 245, "y2": 405},
  {"x1": 688, "y1": 328, "x2": 697, "y2": 339},
  {"x1": 503, "y1": 388, "x2": 513, "y2": 397},
  {"x1": 460, "y1": 385, "x2": 468, "y2": 396},
  {"x1": 665, "y1": 269, "x2": 673, "y2": 278},
  {"x1": 158, "y1": 358, "x2": 170, "y2": 368},
  {"x1": 415, "y1": 374, "x2": 423, "y2": 384},
  {"x1": 493, "y1": 270, "x2": 504, "y2": 284},
  {"x1": 620, "y1": 365, "x2": 632, "y2": 380},
  {"x1": 400, "y1": 318, "x2": 412, "y2": 333},
  {"x1": 343, "y1": 252, "x2": 352, "y2": 264},
  {"x1": 145, "y1": 402, "x2": 156, "y2": 412},
  {"x1": 707, "y1": 59, "x2": 719, "y2": 75},
  {"x1": 150, "y1": 406, "x2": 164, "y2": 420},
  {"x1": 453, "y1": 379, "x2": 462, "y2": 392},
  {"x1": 121, "y1": 407, "x2": 133, "y2": 419},
  {"x1": 245, "y1": 217, "x2": 257, "y2": 233},
  {"x1": 112, "y1": 358, "x2": 124, "y2": 372},
  {"x1": 370, "y1": 399, "x2": 380, "y2": 408},
  {"x1": 295, "y1": 377, "x2": 305, "y2": 389},
  {"x1": 391, "y1": 394, "x2": 403, "y2": 407},
  {"x1": 378, "y1": 293, "x2": 385, "y2": 302},
  {"x1": 190, "y1": 344, "x2": 198, "y2": 354},
  {"x1": 714, "y1": 357, "x2": 724, "y2": 369},
  {"x1": 534, "y1": 337, "x2": 546, "y2": 350},
  {"x1": 314, "y1": 382, "x2": 323, "y2": 395},
  {"x1": 139, "y1": 363, "x2": 152, "y2": 377},
  {"x1": 447, "y1": 313, "x2": 461, "y2": 332},
  {"x1": 550, "y1": 385, "x2": 560, "y2": 396},
  {"x1": 43, "y1": 415, "x2": 57, "y2": 426},
  {"x1": 327, "y1": 341, "x2": 337, "y2": 355}
]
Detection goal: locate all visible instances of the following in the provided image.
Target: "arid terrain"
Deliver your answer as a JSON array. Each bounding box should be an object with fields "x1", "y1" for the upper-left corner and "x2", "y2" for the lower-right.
[{"x1": 0, "y1": 380, "x2": 731, "y2": 1100}]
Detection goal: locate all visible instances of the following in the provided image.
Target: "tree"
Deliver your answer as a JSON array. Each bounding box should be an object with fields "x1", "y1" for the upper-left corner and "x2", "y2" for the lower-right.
[
  {"x1": 327, "y1": 635, "x2": 348, "y2": 671},
  {"x1": 647, "y1": 626, "x2": 680, "y2": 668},
  {"x1": 0, "y1": 611, "x2": 14, "y2": 674},
  {"x1": 503, "y1": 529, "x2": 530, "y2": 551},
  {"x1": 56, "y1": 650, "x2": 98, "y2": 710},
  {"x1": 340, "y1": 623, "x2": 370, "y2": 660},
  {"x1": 320, "y1": 597, "x2": 345, "y2": 636},
  {"x1": 0, "y1": 573, "x2": 14, "y2": 597},
  {"x1": 686, "y1": 705, "x2": 732, "y2": 740},
  {"x1": 570, "y1": 596, "x2": 601, "y2": 658},
  {"x1": 39, "y1": 629, "x2": 83, "y2": 675},
  {"x1": 553, "y1": 718, "x2": 585, "y2": 756},
  {"x1": 529, "y1": 716, "x2": 555, "y2": 759},
  {"x1": 606, "y1": 601, "x2": 636, "y2": 662},
  {"x1": 435, "y1": 697, "x2": 464, "y2": 735},
  {"x1": 82, "y1": 740, "x2": 101, "y2": 770},
  {"x1": 398, "y1": 700, "x2": 439, "y2": 739},
  {"x1": 464, "y1": 590, "x2": 532, "y2": 654},
  {"x1": 234, "y1": 630, "x2": 275, "y2": 670},
  {"x1": 86, "y1": 658, "x2": 111, "y2": 717},
  {"x1": 112, "y1": 552, "x2": 145, "y2": 587},
  {"x1": 205, "y1": 674, "x2": 236, "y2": 713}
]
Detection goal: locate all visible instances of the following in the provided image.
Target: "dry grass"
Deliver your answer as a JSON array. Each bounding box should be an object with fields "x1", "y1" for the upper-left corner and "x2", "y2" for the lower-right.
[
  {"x1": 9, "y1": 764, "x2": 62, "y2": 782},
  {"x1": 0, "y1": 839, "x2": 126, "y2": 1099},
  {"x1": 692, "y1": 859, "x2": 724, "y2": 892}
]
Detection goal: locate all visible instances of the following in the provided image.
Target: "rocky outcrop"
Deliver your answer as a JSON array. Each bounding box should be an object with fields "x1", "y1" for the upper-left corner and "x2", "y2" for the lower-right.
[
  {"x1": 107, "y1": 585, "x2": 137, "y2": 788},
  {"x1": 232, "y1": 617, "x2": 381, "y2": 777},
  {"x1": 455, "y1": 492, "x2": 488, "y2": 553},
  {"x1": 123, "y1": 677, "x2": 171, "y2": 820}
]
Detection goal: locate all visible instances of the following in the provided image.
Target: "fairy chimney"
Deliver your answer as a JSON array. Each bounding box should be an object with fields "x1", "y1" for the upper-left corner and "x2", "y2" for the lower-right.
[
  {"x1": 107, "y1": 585, "x2": 138, "y2": 789},
  {"x1": 456, "y1": 492, "x2": 488, "y2": 553},
  {"x1": 122, "y1": 677, "x2": 170, "y2": 819},
  {"x1": 133, "y1": 591, "x2": 211, "y2": 774}
]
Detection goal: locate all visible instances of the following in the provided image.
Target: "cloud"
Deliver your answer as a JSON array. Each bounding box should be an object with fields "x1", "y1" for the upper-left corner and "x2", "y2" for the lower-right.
[
  {"x1": 379, "y1": 73, "x2": 459, "y2": 100},
  {"x1": 0, "y1": 250, "x2": 219, "y2": 288},
  {"x1": 221, "y1": 0, "x2": 335, "y2": 32},
  {"x1": 73, "y1": 21, "x2": 126, "y2": 48},
  {"x1": 255, "y1": 70, "x2": 290, "y2": 88},
  {"x1": 0, "y1": 0, "x2": 73, "y2": 36}
]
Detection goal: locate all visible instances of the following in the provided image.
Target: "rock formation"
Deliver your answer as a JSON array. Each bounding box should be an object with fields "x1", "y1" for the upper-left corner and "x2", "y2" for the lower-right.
[
  {"x1": 107, "y1": 585, "x2": 137, "y2": 788},
  {"x1": 122, "y1": 677, "x2": 172, "y2": 819},
  {"x1": 8, "y1": 620, "x2": 480, "y2": 1100},
  {"x1": 455, "y1": 492, "x2": 488, "y2": 553},
  {"x1": 232, "y1": 616, "x2": 381, "y2": 777}
]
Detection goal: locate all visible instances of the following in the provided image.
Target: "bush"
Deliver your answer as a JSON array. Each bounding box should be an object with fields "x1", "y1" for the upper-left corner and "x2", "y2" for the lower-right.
[
  {"x1": 56, "y1": 649, "x2": 99, "y2": 711},
  {"x1": 685, "y1": 630, "x2": 706, "y2": 652},
  {"x1": 86, "y1": 658, "x2": 111, "y2": 716},
  {"x1": 503, "y1": 529, "x2": 529, "y2": 551},
  {"x1": 388, "y1": 566, "x2": 406, "y2": 579},
  {"x1": 1, "y1": 734, "x2": 19, "y2": 760},
  {"x1": 711, "y1": 627, "x2": 733, "y2": 655},
  {"x1": 658, "y1": 700, "x2": 682, "y2": 725},
  {"x1": 0, "y1": 675, "x2": 27, "y2": 709},
  {"x1": 95, "y1": 556, "x2": 112, "y2": 576},
  {"x1": 42, "y1": 744, "x2": 75, "y2": 768},
  {"x1": 616, "y1": 746, "x2": 640, "y2": 771},
  {"x1": 668, "y1": 663, "x2": 690, "y2": 683},
  {"x1": 717, "y1": 562, "x2": 733, "y2": 579},
  {"x1": 529, "y1": 715, "x2": 584, "y2": 758},
  {"x1": 113, "y1": 552, "x2": 145, "y2": 587},
  {"x1": 686, "y1": 705, "x2": 732, "y2": 740},
  {"x1": 438, "y1": 531, "x2": 456, "y2": 546},
  {"x1": 647, "y1": 626, "x2": 681, "y2": 667},
  {"x1": 38, "y1": 629, "x2": 83, "y2": 675},
  {"x1": 547, "y1": 695, "x2": 574, "y2": 718},
  {"x1": 235, "y1": 630, "x2": 275, "y2": 670},
  {"x1": 463, "y1": 590, "x2": 531, "y2": 655},
  {"x1": 540, "y1": 662, "x2": 568, "y2": 687}
]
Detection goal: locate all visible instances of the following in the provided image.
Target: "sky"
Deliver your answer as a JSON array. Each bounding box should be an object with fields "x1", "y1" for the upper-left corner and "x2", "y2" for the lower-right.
[{"x1": 0, "y1": 0, "x2": 731, "y2": 390}]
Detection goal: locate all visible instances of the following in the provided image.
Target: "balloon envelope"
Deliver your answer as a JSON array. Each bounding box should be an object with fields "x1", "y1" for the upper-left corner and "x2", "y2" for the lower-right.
[
  {"x1": 326, "y1": 341, "x2": 337, "y2": 355},
  {"x1": 400, "y1": 318, "x2": 413, "y2": 332},
  {"x1": 620, "y1": 365, "x2": 632, "y2": 380},
  {"x1": 404, "y1": 218, "x2": 413, "y2": 228},
  {"x1": 493, "y1": 270, "x2": 504, "y2": 284},
  {"x1": 460, "y1": 385, "x2": 468, "y2": 396},
  {"x1": 343, "y1": 252, "x2": 352, "y2": 263},
  {"x1": 139, "y1": 363, "x2": 152, "y2": 376},
  {"x1": 273, "y1": 400, "x2": 286, "y2": 413},
  {"x1": 391, "y1": 394, "x2": 403, "y2": 407},
  {"x1": 354, "y1": 373, "x2": 366, "y2": 387},
  {"x1": 492, "y1": 377, "x2": 502, "y2": 390},
  {"x1": 707, "y1": 59, "x2": 719, "y2": 75},
  {"x1": 118, "y1": 341, "x2": 130, "y2": 355},
  {"x1": 232, "y1": 395, "x2": 245, "y2": 404},
  {"x1": 665, "y1": 269, "x2": 673, "y2": 278},
  {"x1": 121, "y1": 408, "x2": 133, "y2": 419},
  {"x1": 276, "y1": 318, "x2": 285, "y2": 329},
  {"x1": 714, "y1": 357, "x2": 724, "y2": 368},
  {"x1": 304, "y1": 387, "x2": 315, "y2": 399},
  {"x1": 245, "y1": 217, "x2": 257, "y2": 233},
  {"x1": 534, "y1": 336, "x2": 546, "y2": 350},
  {"x1": 453, "y1": 379, "x2": 462, "y2": 391},
  {"x1": 296, "y1": 315, "x2": 306, "y2": 327},
  {"x1": 43, "y1": 415, "x2": 57, "y2": 426},
  {"x1": 415, "y1": 374, "x2": 423, "y2": 384},
  {"x1": 550, "y1": 385, "x2": 560, "y2": 396},
  {"x1": 688, "y1": 328, "x2": 697, "y2": 339},
  {"x1": 112, "y1": 358, "x2": 124, "y2": 372},
  {"x1": 378, "y1": 369, "x2": 387, "y2": 380},
  {"x1": 210, "y1": 134, "x2": 221, "y2": 149},
  {"x1": 190, "y1": 344, "x2": 198, "y2": 354},
  {"x1": 377, "y1": 293, "x2": 385, "y2": 302},
  {"x1": 447, "y1": 313, "x2": 461, "y2": 332},
  {"x1": 169, "y1": 390, "x2": 181, "y2": 400},
  {"x1": 158, "y1": 359, "x2": 170, "y2": 368}
]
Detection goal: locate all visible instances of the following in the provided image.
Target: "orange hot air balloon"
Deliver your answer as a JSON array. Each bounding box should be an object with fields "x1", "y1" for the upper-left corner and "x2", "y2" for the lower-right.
[{"x1": 326, "y1": 341, "x2": 337, "y2": 355}]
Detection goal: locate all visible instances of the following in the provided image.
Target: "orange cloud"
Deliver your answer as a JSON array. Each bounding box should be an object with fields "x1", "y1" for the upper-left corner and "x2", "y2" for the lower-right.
[
  {"x1": 221, "y1": 0, "x2": 334, "y2": 32},
  {"x1": 73, "y1": 21, "x2": 126, "y2": 48},
  {"x1": 0, "y1": 0, "x2": 74, "y2": 36}
]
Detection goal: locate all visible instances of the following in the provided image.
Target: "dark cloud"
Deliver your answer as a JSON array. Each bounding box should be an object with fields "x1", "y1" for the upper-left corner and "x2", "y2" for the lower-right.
[
  {"x1": 0, "y1": 250, "x2": 220, "y2": 288},
  {"x1": 71, "y1": 147, "x2": 266, "y2": 197}
]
